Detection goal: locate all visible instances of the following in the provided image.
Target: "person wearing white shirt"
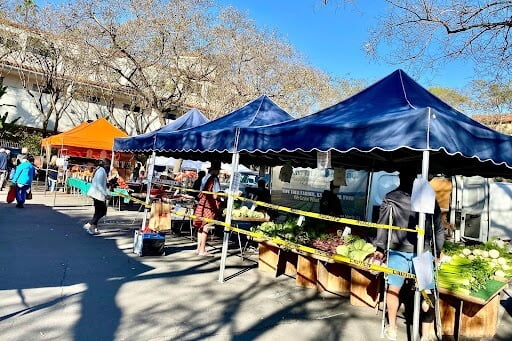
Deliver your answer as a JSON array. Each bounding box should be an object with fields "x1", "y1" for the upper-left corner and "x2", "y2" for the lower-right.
[{"x1": 83, "y1": 159, "x2": 111, "y2": 235}]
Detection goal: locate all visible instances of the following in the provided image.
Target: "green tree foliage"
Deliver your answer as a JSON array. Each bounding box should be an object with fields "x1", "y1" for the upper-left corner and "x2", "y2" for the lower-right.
[
  {"x1": 471, "y1": 80, "x2": 512, "y2": 114},
  {"x1": 0, "y1": 85, "x2": 21, "y2": 140},
  {"x1": 19, "y1": 130, "x2": 42, "y2": 155},
  {"x1": 14, "y1": 0, "x2": 37, "y2": 24},
  {"x1": 428, "y1": 86, "x2": 472, "y2": 113}
]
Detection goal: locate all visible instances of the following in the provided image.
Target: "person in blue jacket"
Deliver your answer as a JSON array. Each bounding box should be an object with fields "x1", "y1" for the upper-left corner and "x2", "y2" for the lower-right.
[{"x1": 11, "y1": 154, "x2": 36, "y2": 208}]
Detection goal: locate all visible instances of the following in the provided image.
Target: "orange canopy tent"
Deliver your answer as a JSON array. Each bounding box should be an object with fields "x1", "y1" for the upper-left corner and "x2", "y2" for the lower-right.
[{"x1": 41, "y1": 118, "x2": 131, "y2": 160}]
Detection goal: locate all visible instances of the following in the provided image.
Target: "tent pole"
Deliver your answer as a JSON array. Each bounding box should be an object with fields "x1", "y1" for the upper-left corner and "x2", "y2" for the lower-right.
[
  {"x1": 44, "y1": 145, "x2": 50, "y2": 195},
  {"x1": 141, "y1": 151, "x2": 156, "y2": 231},
  {"x1": 364, "y1": 171, "x2": 374, "y2": 221},
  {"x1": 218, "y1": 151, "x2": 239, "y2": 283},
  {"x1": 38, "y1": 145, "x2": 43, "y2": 188},
  {"x1": 219, "y1": 128, "x2": 241, "y2": 283},
  {"x1": 412, "y1": 150, "x2": 429, "y2": 341},
  {"x1": 110, "y1": 151, "x2": 115, "y2": 173}
]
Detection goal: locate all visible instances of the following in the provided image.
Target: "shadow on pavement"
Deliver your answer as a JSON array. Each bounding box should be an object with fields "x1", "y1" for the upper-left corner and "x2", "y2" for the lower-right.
[{"x1": 2, "y1": 192, "x2": 509, "y2": 341}]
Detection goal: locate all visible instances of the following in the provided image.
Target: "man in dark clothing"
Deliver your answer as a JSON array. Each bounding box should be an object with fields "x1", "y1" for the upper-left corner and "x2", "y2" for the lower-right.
[
  {"x1": 245, "y1": 179, "x2": 271, "y2": 203},
  {"x1": 373, "y1": 170, "x2": 444, "y2": 341},
  {"x1": 0, "y1": 148, "x2": 8, "y2": 190},
  {"x1": 319, "y1": 181, "x2": 342, "y2": 216}
]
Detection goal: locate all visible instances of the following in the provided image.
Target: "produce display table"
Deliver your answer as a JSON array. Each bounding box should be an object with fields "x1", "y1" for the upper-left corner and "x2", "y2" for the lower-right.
[
  {"x1": 296, "y1": 254, "x2": 317, "y2": 288},
  {"x1": 257, "y1": 241, "x2": 281, "y2": 275},
  {"x1": 256, "y1": 241, "x2": 351, "y2": 296},
  {"x1": 255, "y1": 239, "x2": 509, "y2": 339},
  {"x1": 349, "y1": 267, "x2": 381, "y2": 308},
  {"x1": 67, "y1": 177, "x2": 91, "y2": 195},
  {"x1": 316, "y1": 261, "x2": 351, "y2": 296},
  {"x1": 112, "y1": 188, "x2": 131, "y2": 204},
  {"x1": 439, "y1": 279, "x2": 508, "y2": 338}
]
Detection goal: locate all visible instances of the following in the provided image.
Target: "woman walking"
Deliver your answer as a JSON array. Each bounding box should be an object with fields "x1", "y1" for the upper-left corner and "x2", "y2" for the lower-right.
[
  {"x1": 83, "y1": 159, "x2": 111, "y2": 235},
  {"x1": 11, "y1": 154, "x2": 36, "y2": 208}
]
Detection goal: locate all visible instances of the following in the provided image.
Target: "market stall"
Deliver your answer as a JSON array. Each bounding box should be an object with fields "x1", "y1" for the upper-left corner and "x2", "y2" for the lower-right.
[
  {"x1": 232, "y1": 69, "x2": 512, "y2": 339},
  {"x1": 114, "y1": 108, "x2": 209, "y2": 153},
  {"x1": 152, "y1": 95, "x2": 293, "y2": 162},
  {"x1": 113, "y1": 95, "x2": 292, "y2": 244},
  {"x1": 40, "y1": 118, "x2": 132, "y2": 204},
  {"x1": 114, "y1": 72, "x2": 512, "y2": 340},
  {"x1": 41, "y1": 118, "x2": 131, "y2": 161}
]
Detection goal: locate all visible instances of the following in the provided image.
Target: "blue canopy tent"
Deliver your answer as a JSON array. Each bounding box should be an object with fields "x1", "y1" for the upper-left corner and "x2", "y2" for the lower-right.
[
  {"x1": 151, "y1": 95, "x2": 293, "y2": 286},
  {"x1": 113, "y1": 108, "x2": 209, "y2": 153},
  {"x1": 153, "y1": 95, "x2": 293, "y2": 162},
  {"x1": 236, "y1": 70, "x2": 512, "y2": 177},
  {"x1": 234, "y1": 69, "x2": 512, "y2": 338}
]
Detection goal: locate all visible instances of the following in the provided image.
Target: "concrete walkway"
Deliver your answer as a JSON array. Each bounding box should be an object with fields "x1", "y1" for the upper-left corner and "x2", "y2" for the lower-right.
[{"x1": 0, "y1": 188, "x2": 511, "y2": 341}]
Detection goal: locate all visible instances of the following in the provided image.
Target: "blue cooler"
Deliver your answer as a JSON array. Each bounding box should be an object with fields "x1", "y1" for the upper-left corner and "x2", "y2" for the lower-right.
[{"x1": 133, "y1": 230, "x2": 166, "y2": 256}]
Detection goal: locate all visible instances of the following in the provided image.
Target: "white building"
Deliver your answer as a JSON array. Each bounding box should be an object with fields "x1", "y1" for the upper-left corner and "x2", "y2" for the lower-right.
[{"x1": 0, "y1": 18, "x2": 208, "y2": 136}]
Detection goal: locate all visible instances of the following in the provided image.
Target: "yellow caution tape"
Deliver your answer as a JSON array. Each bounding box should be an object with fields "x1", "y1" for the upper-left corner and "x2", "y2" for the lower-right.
[
  {"x1": 115, "y1": 190, "x2": 418, "y2": 281},
  {"x1": 421, "y1": 290, "x2": 434, "y2": 308},
  {"x1": 235, "y1": 195, "x2": 421, "y2": 233},
  {"x1": 165, "y1": 185, "x2": 422, "y2": 234}
]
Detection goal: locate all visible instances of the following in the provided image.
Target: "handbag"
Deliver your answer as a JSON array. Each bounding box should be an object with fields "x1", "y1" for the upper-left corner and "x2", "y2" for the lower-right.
[
  {"x1": 6, "y1": 184, "x2": 16, "y2": 203},
  {"x1": 26, "y1": 188, "x2": 33, "y2": 200}
]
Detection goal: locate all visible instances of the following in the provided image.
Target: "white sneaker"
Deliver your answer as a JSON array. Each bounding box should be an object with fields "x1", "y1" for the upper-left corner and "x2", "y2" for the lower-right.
[
  {"x1": 384, "y1": 325, "x2": 397, "y2": 341},
  {"x1": 83, "y1": 223, "x2": 91, "y2": 230},
  {"x1": 94, "y1": 228, "x2": 100, "y2": 235},
  {"x1": 85, "y1": 226, "x2": 95, "y2": 235}
]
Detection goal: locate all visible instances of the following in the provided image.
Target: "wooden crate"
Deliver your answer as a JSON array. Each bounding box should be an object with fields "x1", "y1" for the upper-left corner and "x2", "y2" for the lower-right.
[
  {"x1": 277, "y1": 249, "x2": 298, "y2": 278},
  {"x1": 350, "y1": 267, "x2": 381, "y2": 308},
  {"x1": 258, "y1": 242, "x2": 280, "y2": 275},
  {"x1": 296, "y1": 254, "x2": 317, "y2": 289},
  {"x1": 461, "y1": 294, "x2": 500, "y2": 338},
  {"x1": 439, "y1": 293, "x2": 461, "y2": 337},
  {"x1": 439, "y1": 292, "x2": 500, "y2": 338},
  {"x1": 316, "y1": 261, "x2": 351, "y2": 296}
]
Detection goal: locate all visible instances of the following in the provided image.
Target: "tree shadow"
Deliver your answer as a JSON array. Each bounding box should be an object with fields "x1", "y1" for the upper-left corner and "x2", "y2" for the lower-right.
[{"x1": 2, "y1": 194, "x2": 510, "y2": 341}]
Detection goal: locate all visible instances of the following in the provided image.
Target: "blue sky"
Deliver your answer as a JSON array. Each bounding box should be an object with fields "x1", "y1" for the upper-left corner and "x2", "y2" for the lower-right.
[
  {"x1": 37, "y1": 0, "x2": 474, "y2": 89},
  {"x1": 216, "y1": 0, "x2": 475, "y2": 89}
]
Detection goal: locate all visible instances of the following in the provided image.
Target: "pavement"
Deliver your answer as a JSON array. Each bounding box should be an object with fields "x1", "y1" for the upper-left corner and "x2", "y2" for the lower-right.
[{"x1": 0, "y1": 186, "x2": 511, "y2": 341}]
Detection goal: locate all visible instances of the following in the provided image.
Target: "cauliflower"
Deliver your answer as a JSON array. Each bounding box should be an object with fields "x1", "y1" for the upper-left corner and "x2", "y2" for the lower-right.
[
  {"x1": 497, "y1": 257, "x2": 507, "y2": 265},
  {"x1": 462, "y1": 248, "x2": 472, "y2": 256},
  {"x1": 489, "y1": 249, "x2": 500, "y2": 259},
  {"x1": 495, "y1": 270, "x2": 506, "y2": 278}
]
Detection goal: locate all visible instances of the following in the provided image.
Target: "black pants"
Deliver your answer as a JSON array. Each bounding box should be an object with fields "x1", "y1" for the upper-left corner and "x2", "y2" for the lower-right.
[{"x1": 90, "y1": 198, "x2": 107, "y2": 225}]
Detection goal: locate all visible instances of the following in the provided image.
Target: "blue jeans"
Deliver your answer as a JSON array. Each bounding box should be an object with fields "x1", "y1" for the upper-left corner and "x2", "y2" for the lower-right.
[
  {"x1": 0, "y1": 170, "x2": 7, "y2": 189},
  {"x1": 48, "y1": 178, "x2": 57, "y2": 192},
  {"x1": 15, "y1": 184, "x2": 30, "y2": 204}
]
